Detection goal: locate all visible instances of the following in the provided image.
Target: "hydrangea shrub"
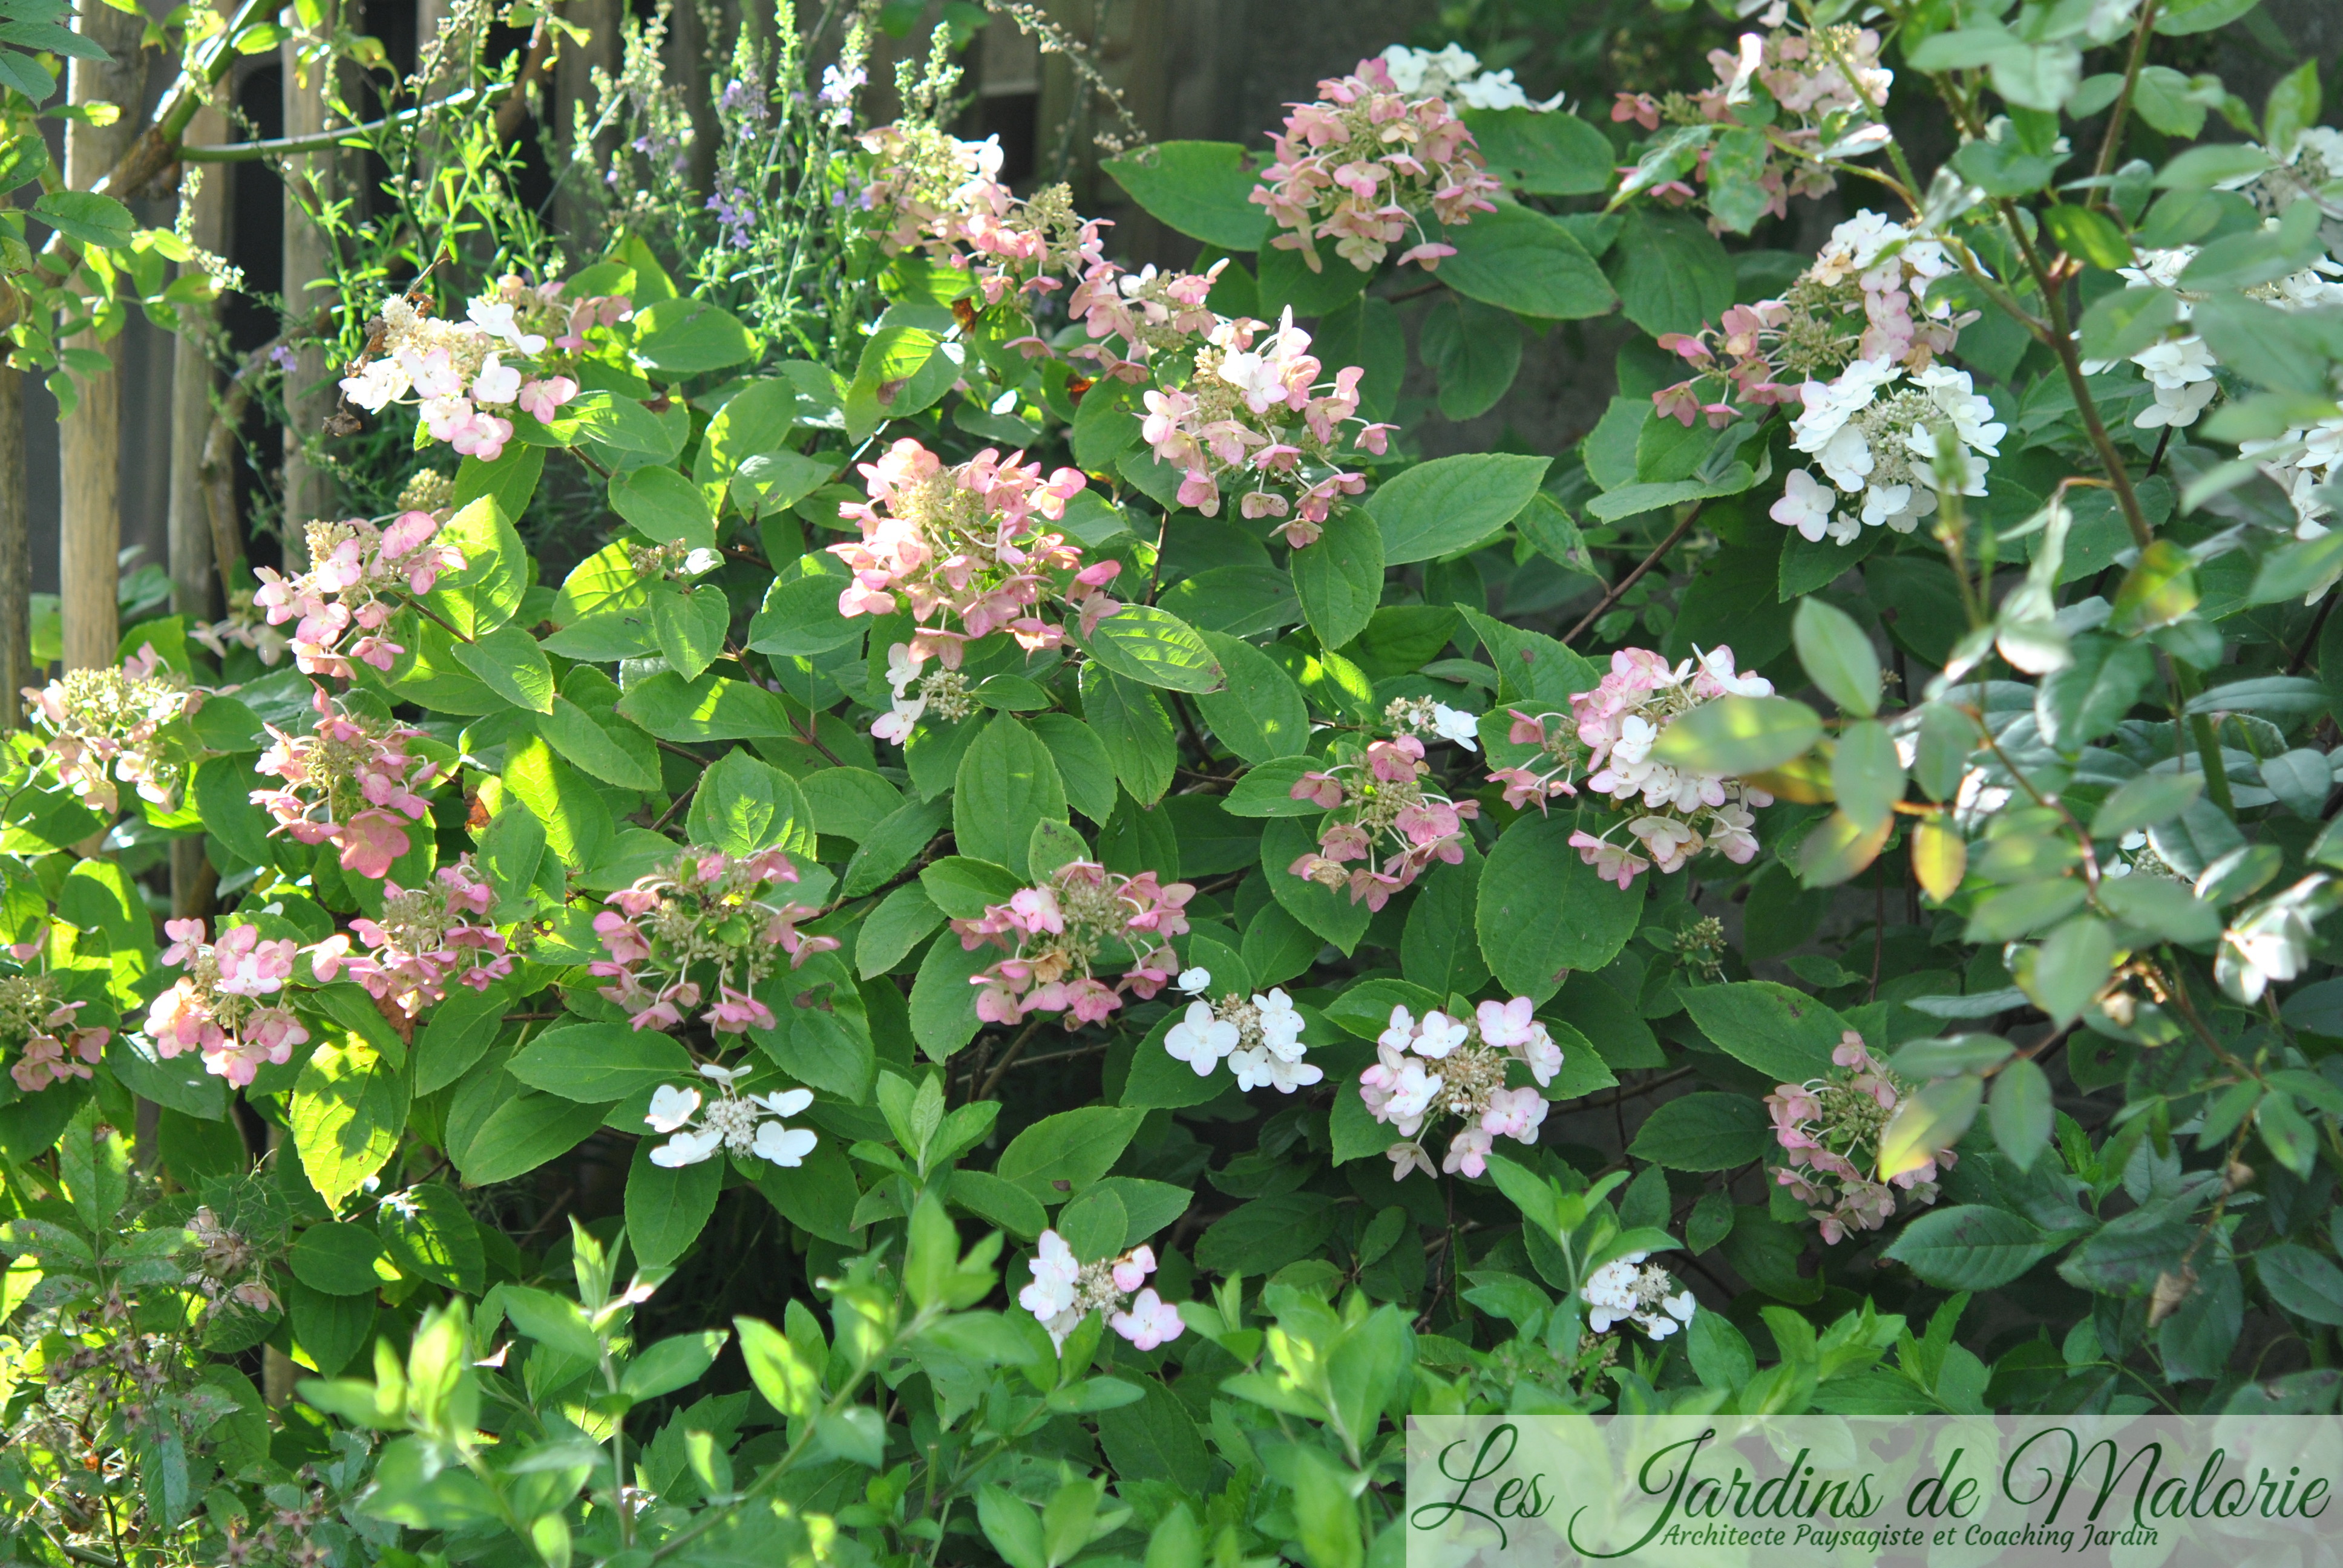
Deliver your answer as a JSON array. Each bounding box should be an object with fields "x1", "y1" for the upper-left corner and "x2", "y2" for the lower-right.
[{"x1": 7, "y1": 8, "x2": 2343, "y2": 1568}]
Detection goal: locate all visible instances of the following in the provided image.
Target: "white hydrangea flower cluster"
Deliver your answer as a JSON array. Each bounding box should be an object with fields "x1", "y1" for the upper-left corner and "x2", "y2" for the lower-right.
[
  {"x1": 642, "y1": 1063, "x2": 819, "y2": 1169},
  {"x1": 1774, "y1": 360, "x2": 2006, "y2": 543},
  {"x1": 1361, "y1": 998, "x2": 1561, "y2": 1181},
  {"x1": 1162, "y1": 969, "x2": 1322, "y2": 1093},
  {"x1": 1018, "y1": 1229, "x2": 1185, "y2": 1351},
  {"x1": 1377, "y1": 43, "x2": 1565, "y2": 112},
  {"x1": 1580, "y1": 1252, "x2": 1697, "y2": 1339}
]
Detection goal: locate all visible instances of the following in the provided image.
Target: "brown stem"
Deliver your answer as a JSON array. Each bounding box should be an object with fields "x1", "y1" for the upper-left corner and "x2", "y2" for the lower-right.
[
  {"x1": 1562, "y1": 502, "x2": 1704, "y2": 645},
  {"x1": 2003, "y1": 207, "x2": 2155, "y2": 549},
  {"x1": 2091, "y1": 0, "x2": 2164, "y2": 190},
  {"x1": 976, "y1": 1017, "x2": 1046, "y2": 1100}
]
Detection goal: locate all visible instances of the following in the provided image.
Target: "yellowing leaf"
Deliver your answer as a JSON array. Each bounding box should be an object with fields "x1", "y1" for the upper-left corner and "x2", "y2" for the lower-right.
[
  {"x1": 1913, "y1": 814, "x2": 1968, "y2": 902},
  {"x1": 1879, "y1": 1073, "x2": 1983, "y2": 1183}
]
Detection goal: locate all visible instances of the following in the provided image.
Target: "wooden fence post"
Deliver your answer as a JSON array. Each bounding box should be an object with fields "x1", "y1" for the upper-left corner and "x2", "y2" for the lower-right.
[
  {"x1": 59, "y1": 0, "x2": 145, "y2": 672},
  {"x1": 280, "y1": 0, "x2": 338, "y2": 569}
]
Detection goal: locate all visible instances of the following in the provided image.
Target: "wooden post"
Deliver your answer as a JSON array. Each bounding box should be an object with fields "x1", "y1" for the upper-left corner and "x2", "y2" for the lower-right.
[
  {"x1": 280, "y1": 1, "x2": 338, "y2": 567},
  {"x1": 170, "y1": 100, "x2": 228, "y2": 924},
  {"x1": 0, "y1": 364, "x2": 27, "y2": 728},
  {"x1": 554, "y1": 0, "x2": 621, "y2": 255},
  {"x1": 60, "y1": 0, "x2": 145, "y2": 673},
  {"x1": 169, "y1": 106, "x2": 228, "y2": 622}
]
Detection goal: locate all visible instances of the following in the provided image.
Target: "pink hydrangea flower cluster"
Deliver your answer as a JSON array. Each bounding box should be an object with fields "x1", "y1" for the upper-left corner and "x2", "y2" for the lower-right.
[
  {"x1": 338, "y1": 275, "x2": 630, "y2": 460},
  {"x1": 0, "y1": 956, "x2": 110, "y2": 1093},
  {"x1": 1362, "y1": 998, "x2": 1562, "y2": 1181},
  {"x1": 856, "y1": 125, "x2": 1107, "y2": 302},
  {"x1": 1610, "y1": 22, "x2": 1892, "y2": 226},
  {"x1": 951, "y1": 860, "x2": 1194, "y2": 1027},
  {"x1": 1288, "y1": 734, "x2": 1481, "y2": 911},
  {"x1": 1650, "y1": 211, "x2": 1966, "y2": 431},
  {"x1": 1018, "y1": 1227, "x2": 1185, "y2": 1351},
  {"x1": 830, "y1": 440, "x2": 1122, "y2": 712},
  {"x1": 252, "y1": 687, "x2": 442, "y2": 881},
  {"x1": 1254, "y1": 56, "x2": 1502, "y2": 274},
  {"x1": 309, "y1": 857, "x2": 512, "y2": 1018},
  {"x1": 22, "y1": 643, "x2": 197, "y2": 816},
  {"x1": 591, "y1": 847, "x2": 839, "y2": 1036},
  {"x1": 1764, "y1": 1030, "x2": 1950, "y2": 1244},
  {"x1": 850, "y1": 119, "x2": 1401, "y2": 518},
  {"x1": 146, "y1": 920, "x2": 311, "y2": 1089},
  {"x1": 1493, "y1": 646, "x2": 1771, "y2": 889},
  {"x1": 1138, "y1": 307, "x2": 1395, "y2": 546},
  {"x1": 252, "y1": 511, "x2": 467, "y2": 679}
]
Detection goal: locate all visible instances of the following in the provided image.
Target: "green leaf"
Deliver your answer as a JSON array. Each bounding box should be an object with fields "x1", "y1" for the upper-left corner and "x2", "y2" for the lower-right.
[
  {"x1": 193, "y1": 755, "x2": 275, "y2": 866},
  {"x1": 2037, "y1": 635, "x2": 2155, "y2": 752},
  {"x1": 1368, "y1": 452, "x2": 1551, "y2": 566},
  {"x1": 1191, "y1": 632, "x2": 1308, "y2": 763},
  {"x1": 1884, "y1": 1206, "x2": 2050, "y2": 1290},
  {"x1": 2263, "y1": 59, "x2": 2321, "y2": 164},
  {"x1": 651, "y1": 587, "x2": 729, "y2": 682},
  {"x1": 1289, "y1": 508, "x2": 1385, "y2": 650},
  {"x1": 378, "y1": 1184, "x2": 486, "y2": 1294},
  {"x1": 845, "y1": 312, "x2": 960, "y2": 440},
  {"x1": 688, "y1": 748, "x2": 818, "y2": 857},
  {"x1": 452, "y1": 444, "x2": 545, "y2": 523},
  {"x1": 1196, "y1": 1192, "x2": 1335, "y2": 1275},
  {"x1": 632, "y1": 296, "x2": 756, "y2": 375},
  {"x1": 290, "y1": 1037, "x2": 410, "y2": 1215},
  {"x1": 1476, "y1": 811, "x2": 1642, "y2": 999},
  {"x1": 1099, "y1": 141, "x2": 1269, "y2": 250},
  {"x1": 954, "y1": 717, "x2": 1068, "y2": 880},
  {"x1": 287, "y1": 1223, "x2": 388, "y2": 1296},
  {"x1": 1079, "y1": 665, "x2": 1178, "y2": 807},
  {"x1": 539, "y1": 696, "x2": 660, "y2": 790},
  {"x1": 610, "y1": 465, "x2": 718, "y2": 551},
  {"x1": 948, "y1": 1168, "x2": 1047, "y2": 1237},
  {"x1": 2022, "y1": 916, "x2": 2117, "y2": 1026},
  {"x1": 1647, "y1": 696, "x2": 1823, "y2": 776},
  {"x1": 1791, "y1": 598, "x2": 1880, "y2": 717},
  {"x1": 1460, "y1": 108, "x2": 1615, "y2": 196},
  {"x1": 1261, "y1": 815, "x2": 1373, "y2": 955},
  {"x1": 2077, "y1": 286, "x2": 2181, "y2": 363},
  {"x1": 995, "y1": 1107, "x2": 1145, "y2": 1204},
  {"x1": 747, "y1": 556, "x2": 863, "y2": 656},
  {"x1": 415, "y1": 982, "x2": 514, "y2": 1094},
  {"x1": 625, "y1": 1140, "x2": 724, "y2": 1268},
  {"x1": 1879, "y1": 1073, "x2": 1984, "y2": 1181},
  {"x1": 2091, "y1": 771, "x2": 2203, "y2": 838},
  {"x1": 858, "y1": 885, "x2": 945, "y2": 979},
  {"x1": 1703, "y1": 126, "x2": 1773, "y2": 235},
  {"x1": 450, "y1": 1092, "x2": 610, "y2": 1186},
  {"x1": 423, "y1": 495, "x2": 528, "y2": 639},
  {"x1": 32, "y1": 189, "x2": 133, "y2": 249},
  {"x1": 1418, "y1": 295, "x2": 1522, "y2": 421},
  {"x1": 1990, "y1": 1057, "x2": 2053, "y2": 1173},
  {"x1": 451, "y1": 623, "x2": 554, "y2": 713},
  {"x1": 1832, "y1": 720, "x2": 1905, "y2": 835},
  {"x1": 1081, "y1": 605, "x2": 1224, "y2": 693},
  {"x1": 1439, "y1": 200, "x2": 1617, "y2": 321},
  {"x1": 508, "y1": 1023, "x2": 694, "y2": 1102},
  {"x1": 623, "y1": 1328, "x2": 729, "y2": 1402},
  {"x1": 748, "y1": 952, "x2": 875, "y2": 1101},
  {"x1": 1680, "y1": 982, "x2": 1848, "y2": 1085},
  {"x1": 1027, "y1": 714, "x2": 1118, "y2": 825},
  {"x1": 1628, "y1": 1094, "x2": 1770, "y2": 1170},
  {"x1": 909, "y1": 930, "x2": 992, "y2": 1060},
  {"x1": 617, "y1": 671, "x2": 793, "y2": 741},
  {"x1": 755, "y1": 1140, "x2": 862, "y2": 1243},
  {"x1": 1607, "y1": 210, "x2": 1732, "y2": 338},
  {"x1": 503, "y1": 736, "x2": 613, "y2": 872},
  {"x1": 2257, "y1": 1244, "x2": 2343, "y2": 1326}
]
